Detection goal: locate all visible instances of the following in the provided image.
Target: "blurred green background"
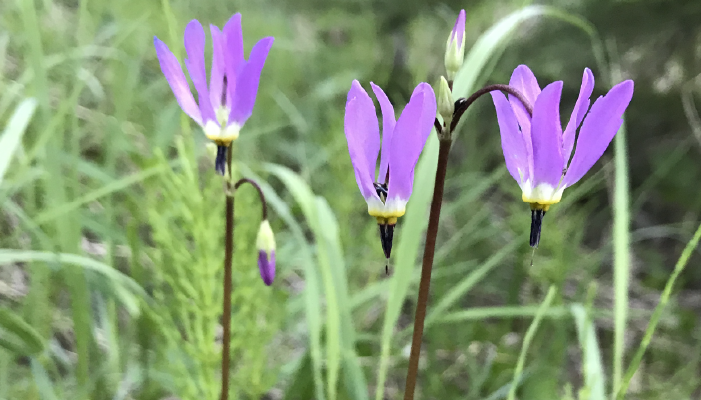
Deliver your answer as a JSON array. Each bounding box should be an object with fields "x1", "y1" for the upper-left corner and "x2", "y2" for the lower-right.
[{"x1": 2, "y1": 0, "x2": 701, "y2": 399}]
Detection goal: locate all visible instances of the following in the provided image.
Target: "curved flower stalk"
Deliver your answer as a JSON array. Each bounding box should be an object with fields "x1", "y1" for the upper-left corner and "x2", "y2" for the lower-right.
[
  {"x1": 344, "y1": 80, "x2": 437, "y2": 265},
  {"x1": 491, "y1": 65, "x2": 634, "y2": 246},
  {"x1": 154, "y1": 14, "x2": 274, "y2": 175}
]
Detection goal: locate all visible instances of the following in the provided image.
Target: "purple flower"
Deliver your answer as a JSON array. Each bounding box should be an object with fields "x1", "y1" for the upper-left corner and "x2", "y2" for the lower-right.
[
  {"x1": 491, "y1": 65, "x2": 634, "y2": 246},
  {"x1": 256, "y1": 220, "x2": 276, "y2": 286},
  {"x1": 154, "y1": 14, "x2": 273, "y2": 173},
  {"x1": 344, "y1": 80, "x2": 437, "y2": 259}
]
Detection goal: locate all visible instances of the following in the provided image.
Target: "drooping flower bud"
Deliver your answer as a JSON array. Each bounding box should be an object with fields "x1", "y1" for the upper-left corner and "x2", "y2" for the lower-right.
[
  {"x1": 256, "y1": 219, "x2": 276, "y2": 286},
  {"x1": 436, "y1": 76, "x2": 454, "y2": 127},
  {"x1": 444, "y1": 9, "x2": 466, "y2": 80}
]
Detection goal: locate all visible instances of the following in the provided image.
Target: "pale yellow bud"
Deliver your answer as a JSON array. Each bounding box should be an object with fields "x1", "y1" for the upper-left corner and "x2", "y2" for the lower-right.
[
  {"x1": 437, "y1": 76, "x2": 454, "y2": 126},
  {"x1": 256, "y1": 220, "x2": 276, "y2": 253}
]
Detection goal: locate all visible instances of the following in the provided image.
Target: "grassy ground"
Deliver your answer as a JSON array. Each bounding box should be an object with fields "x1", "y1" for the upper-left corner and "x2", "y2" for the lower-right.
[{"x1": 1, "y1": 0, "x2": 701, "y2": 399}]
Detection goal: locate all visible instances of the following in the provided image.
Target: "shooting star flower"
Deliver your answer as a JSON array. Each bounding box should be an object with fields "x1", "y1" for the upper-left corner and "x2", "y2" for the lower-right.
[
  {"x1": 490, "y1": 65, "x2": 634, "y2": 247},
  {"x1": 154, "y1": 14, "x2": 273, "y2": 175},
  {"x1": 344, "y1": 80, "x2": 437, "y2": 265}
]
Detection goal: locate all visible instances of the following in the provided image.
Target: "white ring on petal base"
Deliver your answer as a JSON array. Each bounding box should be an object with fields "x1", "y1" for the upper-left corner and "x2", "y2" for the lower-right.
[
  {"x1": 204, "y1": 119, "x2": 241, "y2": 146},
  {"x1": 366, "y1": 196, "x2": 407, "y2": 219},
  {"x1": 520, "y1": 181, "x2": 565, "y2": 205}
]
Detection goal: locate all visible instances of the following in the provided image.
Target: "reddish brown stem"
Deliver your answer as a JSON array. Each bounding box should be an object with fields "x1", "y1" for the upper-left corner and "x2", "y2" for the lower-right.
[
  {"x1": 220, "y1": 149, "x2": 234, "y2": 400},
  {"x1": 234, "y1": 178, "x2": 268, "y2": 220},
  {"x1": 403, "y1": 138, "x2": 451, "y2": 400},
  {"x1": 403, "y1": 84, "x2": 533, "y2": 400},
  {"x1": 450, "y1": 84, "x2": 533, "y2": 132}
]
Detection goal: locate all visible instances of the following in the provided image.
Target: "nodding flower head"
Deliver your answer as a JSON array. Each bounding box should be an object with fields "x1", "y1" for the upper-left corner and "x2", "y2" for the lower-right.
[
  {"x1": 444, "y1": 9, "x2": 466, "y2": 80},
  {"x1": 490, "y1": 65, "x2": 634, "y2": 246},
  {"x1": 154, "y1": 14, "x2": 273, "y2": 174},
  {"x1": 256, "y1": 220, "x2": 276, "y2": 286},
  {"x1": 344, "y1": 80, "x2": 437, "y2": 259}
]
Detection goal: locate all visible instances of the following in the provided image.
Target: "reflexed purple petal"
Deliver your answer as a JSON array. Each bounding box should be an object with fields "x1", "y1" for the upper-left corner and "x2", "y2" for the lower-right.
[
  {"x1": 223, "y1": 13, "x2": 244, "y2": 103},
  {"x1": 229, "y1": 37, "x2": 273, "y2": 126},
  {"x1": 344, "y1": 80, "x2": 381, "y2": 201},
  {"x1": 562, "y1": 68, "x2": 594, "y2": 168},
  {"x1": 387, "y1": 83, "x2": 437, "y2": 201},
  {"x1": 370, "y1": 82, "x2": 396, "y2": 183},
  {"x1": 491, "y1": 91, "x2": 529, "y2": 185},
  {"x1": 183, "y1": 20, "x2": 216, "y2": 124},
  {"x1": 563, "y1": 80, "x2": 634, "y2": 187},
  {"x1": 450, "y1": 9, "x2": 466, "y2": 46},
  {"x1": 508, "y1": 65, "x2": 540, "y2": 176},
  {"x1": 209, "y1": 25, "x2": 227, "y2": 110},
  {"x1": 509, "y1": 65, "x2": 541, "y2": 104},
  {"x1": 258, "y1": 250, "x2": 275, "y2": 286},
  {"x1": 153, "y1": 37, "x2": 202, "y2": 124},
  {"x1": 531, "y1": 81, "x2": 564, "y2": 188}
]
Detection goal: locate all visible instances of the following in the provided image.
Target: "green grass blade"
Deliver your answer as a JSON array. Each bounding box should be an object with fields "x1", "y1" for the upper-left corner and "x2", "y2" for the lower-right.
[
  {"x1": 267, "y1": 163, "x2": 368, "y2": 400},
  {"x1": 0, "y1": 308, "x2": 45, "y2": 355},
  {"x1": 452, "y1": 6, "x2": 549, "y2": 98},
  {"x1": 439, "y1": 306, "x2": 570, "y2": 323},
  {"x1": 612, "y1": 119, "x2": 629, "y2": 397},
  {"x1": 572, "y1": 304, "x2": 606, "y2": 400},
  {"x1": 0, "y1": 98, "x2": 37, "y2": 185},
  {"x1": 0, "y1": 250, "x2": 146, "y2": 315},
  {"x1": 311, "y1": 197, "x2": 341, "y2": 400},
  {"x1": 241, "y1": 165, "x2": 327, "y2": 400},
  {"x1": 316, "y1": 198, "x2": 369, "y2": 400},
  {"x1": 266, "y1": 164, "x2": 337, "y2": 400},
  {"x1": 506, "y1": 286, "x2": 557, "y2": 400},
  {"x1": 33, "y1": 164, "x2": 168, "y2": 225},
  {"x1": 616, "y1": 221, "x2": 701, "y2": 399},
  {"x1": 30, "y1": 358, "x2": 59, "y2": 400},
  {"x1": 424, "y1": 241, "x2": 518, "y2": 328},
  {"x1": 16, "y1": 0, "x2": 49, "y2": 114}
]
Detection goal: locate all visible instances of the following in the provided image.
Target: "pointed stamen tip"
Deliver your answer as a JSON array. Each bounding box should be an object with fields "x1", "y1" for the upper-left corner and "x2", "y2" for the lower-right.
[
  {"x1": 378, "y1": 223, "x2": 395, "y2": 259},
  {"x1": 214, "y1": 145, "x2": 227, "y2": 175},
  {"x1": 529, "y1": 209, "x2": 546, "y2": 248}
]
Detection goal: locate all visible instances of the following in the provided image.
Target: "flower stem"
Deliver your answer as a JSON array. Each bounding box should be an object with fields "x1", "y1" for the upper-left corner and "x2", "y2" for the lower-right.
[
  {"x1": 219, "y1": 167, "x2": 269, "y2": 400},
  {"x1": 403, "y1": 83, "x2": 533, "y2": 400},
  {"x1": 451, "y1": 84, "x2": 533, "y2": 133},
  {"x1": 403, "y1": 137, "x2": 451, "y2": 400},
  {"x1": 220, "y1": 148, "x2": 234, "y2": 400},
  {"x1": 234, "y1": 178, "x2": 268, "y2": 220}
]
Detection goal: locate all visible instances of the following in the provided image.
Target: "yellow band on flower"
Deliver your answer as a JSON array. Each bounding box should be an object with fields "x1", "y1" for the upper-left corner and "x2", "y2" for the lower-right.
[
  {"x1": 375, "y1": 216, "x2": 399, "y2": 225},
  {"x1": 528, "y1": 202, "x2": 551, "y2": 211},
  {"x1": 211, "y1": 138, "x2": 235, "y2": 147}
]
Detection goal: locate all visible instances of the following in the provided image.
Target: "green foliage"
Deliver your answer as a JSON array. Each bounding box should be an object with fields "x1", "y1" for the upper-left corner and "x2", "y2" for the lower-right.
[
  {"x1": 144, "y1": 141, "x2": 283, "y2": 399},
  {"x1": 1, "y1": 0, "x2": 701, "y2": 399},
  {"x1": 0, "y1": 306, "x2": 44, "y2": 356}
]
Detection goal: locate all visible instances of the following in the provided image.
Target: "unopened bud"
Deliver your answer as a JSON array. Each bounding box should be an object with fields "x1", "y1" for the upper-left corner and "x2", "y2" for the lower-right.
[
  {"x1": 256, "y1": 220, "x2": 276, "y2": 286},
  {"x1": 437, "y1": 76, "x2": 454, "y2": 126},
  {"x1": 444, "y1": 9, "x2": 466, "y2": 80}
]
